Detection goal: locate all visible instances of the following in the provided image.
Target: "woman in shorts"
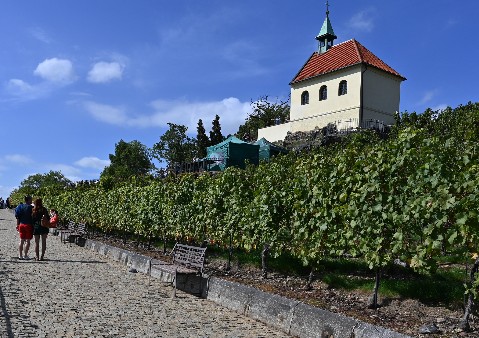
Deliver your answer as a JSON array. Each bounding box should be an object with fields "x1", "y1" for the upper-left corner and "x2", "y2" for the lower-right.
[{"x1": 32, "y1": 198, "x2": 50, "y2": 261}]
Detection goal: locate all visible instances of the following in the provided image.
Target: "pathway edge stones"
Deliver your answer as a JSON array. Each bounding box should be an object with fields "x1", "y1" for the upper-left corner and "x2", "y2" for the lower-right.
[{"x1": 82, "y1": 238, "x2": 411, "y2": 338}]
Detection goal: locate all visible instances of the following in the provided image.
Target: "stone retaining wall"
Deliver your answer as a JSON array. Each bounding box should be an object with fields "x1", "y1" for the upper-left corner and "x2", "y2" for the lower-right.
[{"x1": 83, "y1": 239, "x2": 411, "y2": 338}]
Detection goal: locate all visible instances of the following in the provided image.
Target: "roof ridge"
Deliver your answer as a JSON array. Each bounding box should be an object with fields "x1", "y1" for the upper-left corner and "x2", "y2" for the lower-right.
[
  {"x1": 351, "y1": 39, "x2": 364, "y2": 62},
  {"x1": 329, "y1": 39, "x2": 353, "y2": 48},
  {"x1": 291, "y1": 39, "x2": 405, "y2": 84}
]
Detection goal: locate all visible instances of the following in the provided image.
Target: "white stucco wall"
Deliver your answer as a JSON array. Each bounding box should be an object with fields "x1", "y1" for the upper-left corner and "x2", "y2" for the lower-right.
[
  {"x1": 257, "y1": 123, "x2": 292, "y2": 142},
  {"x1": 258, "y1": 62, "x2": 403, "y2": 142},
  {"x1": 290, "y1": 65, "x2": 362, "y2": 121},
  {"x1": 258, "y1": 106, "x2": 362, "y2": 142},
  {"x1": 362, "y1": 67, "x2": 401, "y2": 124},
  {"x1": 290, "y1": 106, "x2": 361, "y2": 132}
]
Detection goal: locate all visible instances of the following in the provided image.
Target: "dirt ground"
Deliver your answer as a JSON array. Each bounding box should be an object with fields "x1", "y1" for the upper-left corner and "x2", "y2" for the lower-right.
[{"x1": 90, "y1": 235, "x2": 478, "y2": 338}]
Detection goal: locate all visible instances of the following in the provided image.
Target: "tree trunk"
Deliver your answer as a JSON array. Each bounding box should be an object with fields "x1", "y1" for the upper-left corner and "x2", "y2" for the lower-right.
[
  {"x1": 306, "y1": 266, "x2": 315, "y2": 290},
  {"x1": 147, "y1": 234, "x2": 152, "y2": 250},
  {"x1": 163, "y1": 234, "x2": 167, "y2": 254},
  {"x1": 460, "y1": 257, "x2": 479, "y2": 331},
  {"x1": 368, "y1": 268, "x2": 381, "y2": 309},
  {"x1": 261, "y1": 244, "x2": 270, "y2": 279},
  {"x1": 227, "y1": 232, "x2": 233, "y2": 271}
]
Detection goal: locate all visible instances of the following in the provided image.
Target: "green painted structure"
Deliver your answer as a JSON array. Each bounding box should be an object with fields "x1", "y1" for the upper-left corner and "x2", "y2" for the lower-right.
[
  {"x1": 206, "y1": 136, "x2": 260, "y2": 171},
  {"x1": 205, "y1": 136, "x2": 288, "y2": 171},
  {"x1": 254, "y1": 138, "x2": 288, "y2": 161}
]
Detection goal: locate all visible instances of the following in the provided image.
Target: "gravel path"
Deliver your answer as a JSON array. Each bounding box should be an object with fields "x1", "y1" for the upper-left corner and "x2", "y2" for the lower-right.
[{"x1": 0, "y1": 209, "x2": 290, "y2": 338}]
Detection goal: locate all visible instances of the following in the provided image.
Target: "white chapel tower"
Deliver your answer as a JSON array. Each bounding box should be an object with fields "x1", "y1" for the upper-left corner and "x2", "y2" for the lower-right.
[{"x1": 258, "y1": 3, "x2": 406, "y2": 142}]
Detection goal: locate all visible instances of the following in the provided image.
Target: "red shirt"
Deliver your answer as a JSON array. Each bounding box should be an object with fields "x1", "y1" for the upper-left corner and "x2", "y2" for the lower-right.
[{"x1": 49, "y1": 214, "x2": 58, "y2": 228}]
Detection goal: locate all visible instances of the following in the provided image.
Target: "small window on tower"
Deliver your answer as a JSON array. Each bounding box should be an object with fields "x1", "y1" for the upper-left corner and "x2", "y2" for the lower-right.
[
  {"x1": 319, "y1": 85, "x2": 327, "y2": 101},
  {"x1": 301, "y1": 91, "x2": 309, "y2": 105},
  {"x1": 338, "y1": 80, "x2": 347, "y2": 96}
]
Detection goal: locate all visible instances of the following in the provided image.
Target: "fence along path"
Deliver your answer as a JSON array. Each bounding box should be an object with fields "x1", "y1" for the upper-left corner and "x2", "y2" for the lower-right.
[{"x1": 0, "y1": 209, "x2": 289, "y2": 338}]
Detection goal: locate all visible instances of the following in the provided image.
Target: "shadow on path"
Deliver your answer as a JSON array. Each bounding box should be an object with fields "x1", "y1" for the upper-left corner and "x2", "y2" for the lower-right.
[
  {"x1": 2, "y1": 258, "x2": 107, "y2": 264},
  {"x1": 41, "y1": 259, "x2": 107, "y2": 264},
  {"x1": 0, "y1": 282, "x2": 14, "y2": 338}
]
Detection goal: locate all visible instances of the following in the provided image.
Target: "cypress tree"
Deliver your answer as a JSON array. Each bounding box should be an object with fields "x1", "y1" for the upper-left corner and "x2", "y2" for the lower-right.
[
  {"x1": 210, "y1": 114, "x2": 224, "y2": 146},
  {"x1": 196, "y1": 119, "x2": 210, "y2": 158}
]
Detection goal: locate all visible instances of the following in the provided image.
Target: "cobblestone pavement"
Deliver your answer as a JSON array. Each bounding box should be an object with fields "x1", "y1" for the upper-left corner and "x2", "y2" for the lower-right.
[{"x1": 0, "y1": 209, "x2": 290, "y2": 338}]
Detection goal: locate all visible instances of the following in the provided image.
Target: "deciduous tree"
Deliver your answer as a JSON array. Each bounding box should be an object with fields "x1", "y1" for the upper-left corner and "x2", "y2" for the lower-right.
[
  {"x1": 151, "y1": 123, "x2": 195, "y2": 170},
  {"x1": 100, "y1": 139, "x2": 153, "y2": 184},
  {"x1": 10, "y1": 170, "x2": 73, "y2": 203},
  {"x1": 237, "y1": 96, "x2": 290, "y2": 141}
]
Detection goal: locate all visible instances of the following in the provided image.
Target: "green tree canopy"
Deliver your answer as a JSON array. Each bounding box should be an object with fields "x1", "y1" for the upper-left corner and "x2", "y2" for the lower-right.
[
  {"x1": 236, "y1": 96, "x2": 290, "y2": 141},
  {"x1": 151, "y1": 123, "x2": 195, "y2": 169},
  {"x1": 195, "y1": 119, "x2": 210, "y2": 158},
  {"x1": 100, "y1": 139, "x2": 153, "y2": 184},
  {"x1": 10, "y1": 170, "x2": 73, "y2": 203},
  {"x1": 209, "y1": 114, "x2": 224, "y2": 146}
]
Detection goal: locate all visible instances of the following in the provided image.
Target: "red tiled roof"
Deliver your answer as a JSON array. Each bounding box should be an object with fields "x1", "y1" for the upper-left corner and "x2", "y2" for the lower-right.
[{"x1": 291, "y1": 39, "x2": 406, "y2": 84}]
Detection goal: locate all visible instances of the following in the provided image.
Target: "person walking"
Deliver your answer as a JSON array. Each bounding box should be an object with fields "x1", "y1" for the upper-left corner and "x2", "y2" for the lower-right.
[
  {"x1": 32, "y1": 198, "x2": 50, "y2": 261},
  {"x1": 15, "y1": 195, "x2": 34, "y2": 259}
]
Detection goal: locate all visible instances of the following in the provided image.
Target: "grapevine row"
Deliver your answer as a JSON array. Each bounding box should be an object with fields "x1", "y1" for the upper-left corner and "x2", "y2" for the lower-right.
[{"x1": 42, "y1": 104, "x2": 479, "y2": 280}]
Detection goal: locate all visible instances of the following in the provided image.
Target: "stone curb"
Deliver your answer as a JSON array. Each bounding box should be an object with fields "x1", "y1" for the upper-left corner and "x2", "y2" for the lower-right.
[{"x1": 81, "y1": 238, "x2": 411, "y2": 338}]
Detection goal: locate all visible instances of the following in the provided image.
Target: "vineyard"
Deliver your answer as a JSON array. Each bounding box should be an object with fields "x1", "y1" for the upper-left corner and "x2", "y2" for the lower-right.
[{"x1": 26, "y1": 102, "x2": 479, "y2": 330}]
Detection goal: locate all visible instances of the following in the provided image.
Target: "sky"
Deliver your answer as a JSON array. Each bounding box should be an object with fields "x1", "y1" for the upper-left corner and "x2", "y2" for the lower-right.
[{"x1": 1, "y1": 0, "x2": 478, "y2": 198}]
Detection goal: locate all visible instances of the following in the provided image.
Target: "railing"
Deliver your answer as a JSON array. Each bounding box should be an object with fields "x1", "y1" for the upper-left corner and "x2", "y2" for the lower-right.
[
  {"x1": 329, "y1": 118, "x2": 388, "y2": 135},
  {"x1": 169, "y1": 158, "x2": 222, "y2": 174}
]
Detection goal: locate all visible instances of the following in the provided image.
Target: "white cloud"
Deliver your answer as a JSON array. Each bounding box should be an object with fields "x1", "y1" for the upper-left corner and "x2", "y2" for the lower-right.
[
  {"x1": 418, "y1": 90, "x2": 438, "y2": 105},
  {"x1": 47, "y1": 164, "x2": 83, "y2": 182},
  {"x1": 5, "y1": 154, "x2": 33, "y2": 165},
  {"x1": 34, "y1": 58, "x2": 75, "y2": 83},
  {"x1": 6, "y1": 79, "x2": 37, "y2": 97},
  {"x1": 75, "y1": 157, "x2": 110, "y2": 170},
  {"x1": 432, "y1": 104, "x2": 448, "y2": 112},
  {"x1": 87, "y1": 61, "x2": 124, "y2": 83},
  {"x1": 149, "y1": 97, "x2": 251, "y2": 135},
  {"x1": 30, "y1": 27, "x2": 52, "y2": 44},
  {"x1": 348, "y1": 9, "x2": 375, "y2": 32},
  {"x1": 83, "y1": 101, "x2": 129, "y2": 126},
  {"x1": 5, "y1": 57, "x2": 77, "y2": 101},
  {"x1": 7, "y1": 79, "x2": 32, "y2": 92},
  {"x1": 83, "y1": 97, "x2": 251, "y2": 136}
]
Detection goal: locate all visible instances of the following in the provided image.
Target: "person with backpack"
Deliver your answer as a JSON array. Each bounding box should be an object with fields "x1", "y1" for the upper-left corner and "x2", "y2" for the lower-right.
[
  {"x1": 32, "y1": 198, "x2": 50, "y2": 261},
  {"x1": 15, "y1": 195, "x2": 34, "y2": 260}
]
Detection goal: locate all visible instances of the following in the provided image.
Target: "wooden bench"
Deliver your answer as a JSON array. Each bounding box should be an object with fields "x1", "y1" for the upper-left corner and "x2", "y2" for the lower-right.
[{"x1": 150, "y1": 243, "x2": 206, "y2": 297}]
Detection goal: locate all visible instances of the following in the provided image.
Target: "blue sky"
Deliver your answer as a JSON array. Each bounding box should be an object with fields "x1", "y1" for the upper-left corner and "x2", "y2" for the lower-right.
[{"x1": 1, "y1": 0, "x2": 478, "y2": 198}]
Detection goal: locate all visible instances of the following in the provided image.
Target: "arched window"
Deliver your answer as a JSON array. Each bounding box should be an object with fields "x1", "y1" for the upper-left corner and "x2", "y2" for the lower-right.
[
  {"x1": 301, "y1": 91, "x2": 309, "y2": 105},
  {"x1": 319, "y1": 85, "x2": 327, "y2": 101},
  {"x1": 338, "y1": 80, "x2": 347, "y2": 96}
]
